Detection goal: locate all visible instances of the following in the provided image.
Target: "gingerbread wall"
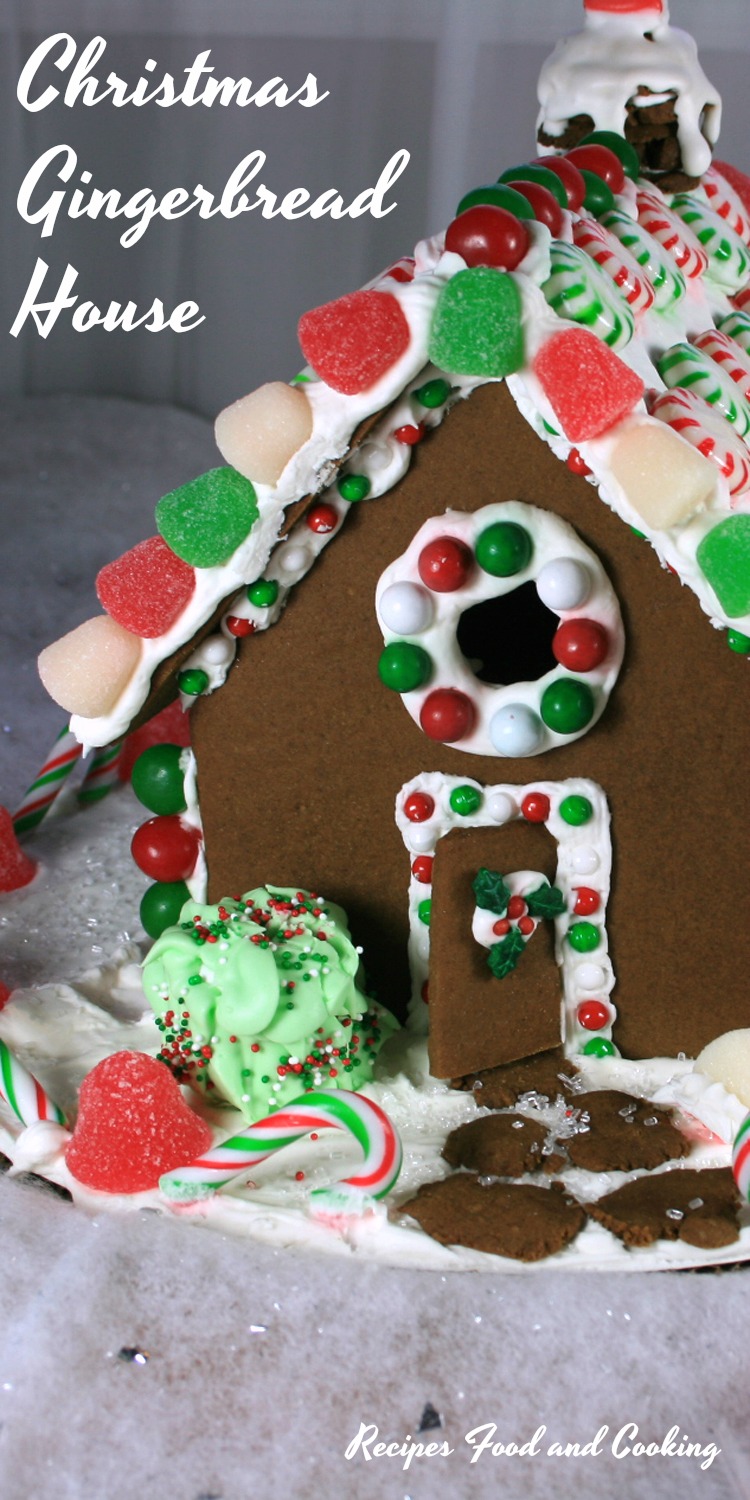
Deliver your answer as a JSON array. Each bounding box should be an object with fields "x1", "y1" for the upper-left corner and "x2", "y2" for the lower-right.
[{"x1": 192, "y1": 381, "x2": 748, "y2": 1064}]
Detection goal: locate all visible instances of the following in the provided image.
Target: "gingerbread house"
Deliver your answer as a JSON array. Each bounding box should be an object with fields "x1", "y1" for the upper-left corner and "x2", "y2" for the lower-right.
[{"x1": 39, "y1": 0, "x2": 750, "y2": 1098}]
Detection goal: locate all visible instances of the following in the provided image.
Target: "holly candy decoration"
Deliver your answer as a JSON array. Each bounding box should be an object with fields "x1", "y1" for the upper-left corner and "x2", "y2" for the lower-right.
[
  {"x1": 298, "y1": 289, "x2": 411, "y2": 395},
  {"x1": 158, "y1": 1089, "x2": 403, "y2": 1210},
  {"x1": 444, "y1": 206, "x2": 530, "y2": 271},
  {"x1": 65, "y1": 1051, "x2": 212, "y2": 1194}
]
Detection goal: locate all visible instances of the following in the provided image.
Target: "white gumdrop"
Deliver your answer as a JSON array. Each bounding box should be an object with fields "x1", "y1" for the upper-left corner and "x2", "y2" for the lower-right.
[
  {"x1": 609, "y1": 422, "x2": 717, "y2": 529},
  {"x1": 379, "y1": 582, "x2": 434, "y2": 635},
  {"x1": 696, "y1": 1030, "x2": 750, "y2": 1106},
  {"x1": 38, "y1": 616, "x2": 141, "y2": 717},
  {"x1": 215, "y1": 382, "x2": 314, "y2": 485}
]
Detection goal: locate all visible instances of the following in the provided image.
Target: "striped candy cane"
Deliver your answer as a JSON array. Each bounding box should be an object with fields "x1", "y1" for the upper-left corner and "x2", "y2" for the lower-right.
[
  {"x1": 572, "y1": 214, "x2": 655, "y2": 316},
  {"x1": 0, "y1": 1039, "x2": 66, "y2": 1128},
  {"x1": 636, "y1": 188, "x2": 708, "y2": 279},
  {"x1": 732, "y1": 1112, "x2": 750, "y2": 1202},
  {"x1": 717, "y1": 309, "x2": 750, "y2": 358},
  {"x1": 648, "y1": 387, "x2": 750, "y2": 499},
  {"x1": 693, "y1": 329, "x2": 750, "y2": 403},
  {"x1": 13, "y1": 727, "x2": 83, "y2": 835},
  {"x1": 77, "y1": 740, "x2": 123, "y2": 807},
  {"x1": 670, "y1": 193, "x2": 750, "y2": 294},
  {"x1": 542, "y1": 241, "x2": 635, "y2": 350},
  {"x1": 601, "y1": 206, "x2": 686, "y2": 312},
  {"x1": 702, "y1": 166, "x2": 750, "y2": 247},
  {"x1": 658, "y1": 342, "x2": 750, "y2": 439},
  {"x1": 159, "y1": 1088, "x2": 403, "y2": 1206}
]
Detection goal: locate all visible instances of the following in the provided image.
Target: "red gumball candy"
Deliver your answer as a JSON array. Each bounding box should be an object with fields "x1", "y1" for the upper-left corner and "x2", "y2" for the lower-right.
[
  {"x1": 505, "y1": 181, "x2": 565, "y2": 237},
  {"x1": 532, "y1": 155, "x2": 586, "y2": 212},
  {"x1": 131, "y1": 815, "x2": 201, "y2": 882},
  {"x1": 566, "y1": 145, "x2": 626, "y2": 194},
  {"x1": 445, "y1": 205, "x2": 530, "y2": 270},
  {"x1": 412, "y1": 855, "x2": 434, "y2": 884},
  {"x1": 577, "y1": 1000, "x2": 610, "y2": 1032},
  {"x1": 394, "y1": 422, "x2": 425, "y2": 446},
  {"x1": 521, "y1": 792, "x2": 551, "y2": 823},
  {"x1": 403, "y1": 791, "x2": 435, "y2": 823},
  {"x1": 574, "y1": 887, "x2": 601, "y2": 916},
  {"x1": 306, "y1": 502, "x2": 339, "y2": 535},
  {"x1": 225, "y1": 615, "x2": 256, "y2": 637},
  {"x1": 418, "y1": 536, "x2": 473, "y2": 592},
  {"x1": 567, "y1": 448, "x2": 592, "y2": 476},
  {"x1": 420, "y1": 689, "x2": 476, "y2": 743},
  {"x1": 553, "y1": 618, "x2": 609, "y2": 672}
]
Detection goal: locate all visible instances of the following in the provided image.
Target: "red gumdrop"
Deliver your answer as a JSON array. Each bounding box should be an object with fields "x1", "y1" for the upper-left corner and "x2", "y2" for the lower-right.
[
  {"x1": 96, "y1": 537, "x2": 196, "y2": 639},
  {"x1": 553, "y1": 618, "x2": 609, "y2": 672},
  {"x1": 532, "y1": 156, "x2": 586, "y2": 212},
  {"x1": 713, "y1": 160, "x2": 750, "y2": 219},
  {"x1": 533, "y1": 328, "x2": 644, "y2": 442},
  {"x1": 445, "y1": 206, "x2": 530, "y2": 270},
  {"x1": 419, "y1": 689, "x2": 476, "y2": 743},
  {"x1": 521, "y1": 792, "x2": 550, "y2": 823},
  {"x1": 566, "y1": 144, "x2": 626, "y2": 194},
  {"x1": 298, "y1": 290, "x2": 410, "y2": 395},
  {"x1": 0, "y1": 982, "x2": 12, "y2": 1010},
  {"x1": 0, "y1": 807, "x2": 38, "y2": 892},
  {"x1": 418, "y1": 536, "x2": 473, "y2": 592},
  {"x1": 403, "y1": 791, "x2": 434, "y2": 823},
  {"x1": 119, "y1": 700, "x2": 191, "y2": 783},
  {"x1": 65, "y1": 1050, "x2": 212, "y2": 1193},
  {"x1": 505, "y1": 181, "x2": 565, "y2": 237},
  {"x1": 131, "y1": 815, "x2": 201, "y2": 882}
]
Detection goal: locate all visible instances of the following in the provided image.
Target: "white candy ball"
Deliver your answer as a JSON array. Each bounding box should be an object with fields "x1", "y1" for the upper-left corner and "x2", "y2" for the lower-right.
[
  {"x1": 571, "y1": 846, "x2": 600, "y2": 875},
  {"x1": 489, "y1": 704, "x2": 544, "y2": 757},
  {"x1": 696, "y1": 1030, "x2": 750, "y2": 1106},
  {"x1": 407, "y1": 825, "x2": 435, "y2": 853},
  {"x1": 379, "y1": 582, "x2": 434, "y2": 636},
  {"x1": 278, "y1": 544, "x2": 312, "y2": 576},
  {"x1": 536, "y1": 558, "x2": 590, "y2": 612},
  {"x1": 487, "y1": 792, "x2": 517, "y2": 823},
  {"x1": 201, "y1": 636, "x2": 234, "y2": 666},
  {"x1": 576, "y1": 963, "x2": 606, "y2": 990}
]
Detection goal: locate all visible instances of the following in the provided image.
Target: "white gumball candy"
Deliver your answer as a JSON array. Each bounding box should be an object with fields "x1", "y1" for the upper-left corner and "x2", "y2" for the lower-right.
[
  {"x1": 576, "y1": 963, "x2": 606, "y2": 990},
  {"x1": 487, "y1": 791, "x2": 517, "y2": 823},
  {"x1": 696, "y1": 1030, "x2": 750, "y2": 1108},
  {"x1": 38, "y1": 617, "x2": 141, "y2": 718},
  {"x1": 489, "y1": 704, "x2": 544, "y2": 757},
  {"x1": 378, "y1": 582, "x2": 434, "y2": 636},
  {"x1": 571, "y1": 846, "x2": 600, "y2": 875},
  {"x1": 201, "y1": 636, "x2": 234, "y2": 666},
  {"x1": 536, "y1": 558, "x2": 590, "y2": 612},
  {"x1": 215, "y1": 382, "x2": 313, "y2": 486}
]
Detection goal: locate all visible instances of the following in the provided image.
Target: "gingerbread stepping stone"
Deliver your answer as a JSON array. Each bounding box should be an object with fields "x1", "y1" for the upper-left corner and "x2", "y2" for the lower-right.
[
  {"x1": 399, "y1": 1174, "x2": 585, "y2": 1262},
  {"x1": 454, "y1": 1048, "x2": 579, "y2": 1110},
  {"x1": 585, "y1": 1167, "x2": 740, "y2": 1251},
  {"x1": 443, "y1": 1112, "x2": 563, "y2": 1178},
  {"x1": 564, "y1": 1090, "x2": 690, "y2": 1174}
]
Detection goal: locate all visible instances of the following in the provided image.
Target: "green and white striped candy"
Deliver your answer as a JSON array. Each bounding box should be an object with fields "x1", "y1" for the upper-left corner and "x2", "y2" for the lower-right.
[
  {"x1": 542, "y1": 241, "x2": 635, "y2": 350},
  {"x1": 658, "y1": 341, "x2": 750, "y2": 439},
  {"x1": 670, "y1": 194, "x2": 750, "y2": 294},
  {"x1": 718, "y1": 309, "x2": 750, "y2": 358},
  {"x1": 601, "y1": 207, "x2": 686, "y2": 311}
]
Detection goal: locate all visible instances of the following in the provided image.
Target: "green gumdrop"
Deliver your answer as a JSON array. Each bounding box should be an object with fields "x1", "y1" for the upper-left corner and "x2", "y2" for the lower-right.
[
  {"x1": 559, "y1": 794, "x2": 593, "y2": 826},
  {"x1": 140, "y1": 881, "x2": 190, "y2": 939},
  {"x1": 541, "y1": 678, "x2": 595, "y2": 734},
  {"x1": 429, "y1": 269, "x2": 524, "y2": 379},
  {"x1": 378, "y1": 641, "x2": 432, "y2": 693},
  {"x1": 131, "y1": 744, "x2": 186, "y2": 815},
  {"x1": 579, "y1": 131, "x2": 641, "y2": 180},
  {"x1": 697, "y1": 515, "x2": 750, "y2": 617},
  {"x1": 579, "y1": 169, "x2": 616, "y2": 218},
  {"x1": 475, "y1": 521, "x2": 532, "y2": 577},
  {"x1": 456, "y1": 183, "x2": 535, "y2": 220},
  {"x1": 155, "y1": 467, "x2": 258, "y2": 568},
  {"x1": 500, "y1": 164, "x2": 568, "y2": 209}
]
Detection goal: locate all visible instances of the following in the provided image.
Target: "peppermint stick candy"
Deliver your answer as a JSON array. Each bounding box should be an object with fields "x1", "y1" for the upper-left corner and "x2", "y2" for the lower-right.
[
  {"x1": 648, "y1": 387, "x2": 750, "y2": 499},
  {"x1": 670, "y1": 193, "x2": 750, "y2": 294},
  {"x1": 160, "y1": 1088, "x2": 403, "y2": 1207},
  {"x1": 702, "y1": 166, "x2": 750, "y2": 246},
  {"x1": 0, "y1": 1039, "x2": 66, "y2": 1128},
  {"x1": 572, "y1": 215, "x2": 655, "y2": 316},
  {"x1": 77, "y1": 740, "x2": 123, "y2": 807},
  {"x1": 732, "y1": 1112, "x2": 750, "y2": 1202},
  {"x1": 13, "y1": 727, "x2": 83, "y2": 835},
  {"x1": 636, "y1": 188, "x2": 708, "y2": 280}
]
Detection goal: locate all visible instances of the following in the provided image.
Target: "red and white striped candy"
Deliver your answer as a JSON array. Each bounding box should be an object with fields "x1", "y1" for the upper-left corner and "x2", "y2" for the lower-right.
[
  {"x1": 159, "y1": 1088, "x2": 403, "y2": 1207},
  {"x1": 718, "y1": 309, "x2": 750, "y2": 358},
  {"x1": 0, "y1": 1039, "x2": 66, "y2": 1128},
  {"x1": 648, "y1": 386, "x2": 750, "y2": 499},
  {"x1": 636, "y1": 188, "x2": 708, "y2": 280},
  {"x1": 733, "y1": 288, "x2": 750, "y2": 313},
  {"x1": 382, "y1": 257, "x2": 416, "y2": 284},
  {"x1": 77, "y1": 740, "x2": 123, "y2": 807},
  {"x1": 573, "y1": 215, "x2": 655, "y2": 316},
  {"x1": 732, "y1": 1112, "x2": 750, "y2": 1201},
  {"x1": 702, "y1": 166, "x2": 750, "y2": 247},
  {"x1": 13, "y1": 727, "x2": 82, "y2": 836},
  {"x1": 693, "y1": 329, "x2": 750, "y2": 403}
]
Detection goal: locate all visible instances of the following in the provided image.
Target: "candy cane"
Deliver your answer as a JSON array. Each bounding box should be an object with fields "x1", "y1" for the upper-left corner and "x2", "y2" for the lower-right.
[
  {"x1": 13, "y1": 727, "x2": 83, "y2": 835},
  {"x1": 159, "y1": 1088, "x2": 403, "y2": 1206},
  {"x1": 601, "y1": 206, "x2": 686, "y2": 312},
  {"x1": 658, "y1": 342, "x2": 750, "y2": 439},
  {"x1": 572, "y1": 214, "x2": 655, "y2": 316},
  {"x1": 636, "y1": 188, "x2": 708, "y2": 280},
  {"x1": 717, "y1": 309, "x2": 750, "y2": 358},
  {"x1": 77, "y1": 740, "x2": 123, "y2": 807},
  {"x1": 702, "y1": 166, "x2": 750, "y2": 247},
  {"x1": 670, "y1": 193, "x2": 750, "y2": 294},
  {"x1": 648, "y1": 387, "x2": 750, "y2": 499},
  {"x1": 732, "y1": 1112, "x2": 750, "y2": 1202},
  {"x1": 693, "y1": 329, "x2": 750, "y2": 403},
  {"x1": 543, "y1": 241, "x2": 635, "y2": 350},
  {"x1": 0, "y1": 1039, "x2": 66, "y2": 1128}
]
